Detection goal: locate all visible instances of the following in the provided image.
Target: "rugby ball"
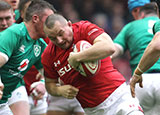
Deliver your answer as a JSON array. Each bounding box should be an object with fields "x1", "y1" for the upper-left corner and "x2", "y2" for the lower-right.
[{"x1": 73, "y1": 40, "x2": 101, "y2": 77}]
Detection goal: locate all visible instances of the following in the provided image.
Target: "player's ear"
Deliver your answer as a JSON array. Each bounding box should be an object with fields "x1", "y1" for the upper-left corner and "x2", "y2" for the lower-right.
[
  {"x1": 68, "y1": 20, "x2": 72, "y2": 27},
  {"x1": 32, "y1": 14, "x2": 39, "y2": 23}
]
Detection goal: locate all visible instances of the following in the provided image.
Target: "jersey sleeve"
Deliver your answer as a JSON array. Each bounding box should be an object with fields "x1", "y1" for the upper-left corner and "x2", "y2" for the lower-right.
[
  {"x1": 0, "y1": 29, "x2": 18, "y2": 58},
  {"x1": 34, "y1": 58, "x2": 43, "y2": 70},
  {"x1": 79, "y1": 21, "x2": 104, "y2": 44},
  {"x1": 153, "y1": 20, "x2": 160, "y2": 34},
  {"x1": 113, "y1": 24, "x2": 129, "y2": 51}
]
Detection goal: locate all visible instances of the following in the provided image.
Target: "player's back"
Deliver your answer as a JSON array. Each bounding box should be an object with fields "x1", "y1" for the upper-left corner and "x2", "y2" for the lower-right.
[{"x1": 114, "y1": 16, "x2": 160, "y2": 72}]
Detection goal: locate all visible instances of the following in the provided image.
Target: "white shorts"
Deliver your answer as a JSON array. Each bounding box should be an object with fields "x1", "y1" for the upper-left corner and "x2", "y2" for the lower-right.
[
  {"x1": 47, "y1": 95, "x2": 84, "y2": 113},
  {"x1": 84, "y1": 82, "x2": 144, "y2": 115},
  {"x1": 0, "y1": 102, "x2": 13, "y2": 115},
  {"x1": 135, "y1": 73, "x2": 160, "y2": 115},
  {"x1": 29, "y1": 92, "x2": 48, "y2": 115},
  {"x1": 8, "y1": 86, "x2": 29, "y2": 105}
]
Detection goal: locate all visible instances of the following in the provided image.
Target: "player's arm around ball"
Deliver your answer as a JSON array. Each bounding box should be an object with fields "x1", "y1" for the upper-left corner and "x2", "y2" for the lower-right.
[
  {"x1": 45, "y1": 77, "x2": 79, "y2": 99},
  {"x1": 68, "y1": 32, "x2": 116, "y2": 69}
]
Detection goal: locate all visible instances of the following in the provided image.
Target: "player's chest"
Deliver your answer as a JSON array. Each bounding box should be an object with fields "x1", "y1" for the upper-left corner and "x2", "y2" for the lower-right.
[{"x1": 53, "y1": 47, "x2": 77, "y2": 77}]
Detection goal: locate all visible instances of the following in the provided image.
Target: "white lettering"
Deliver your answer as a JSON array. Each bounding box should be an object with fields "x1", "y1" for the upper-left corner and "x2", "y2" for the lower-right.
[
  {"x1": 57, "y1": 64, "x2": 72, "y2": 76},
  {"x1": 88, "y1": 28, "x2": 98, "y2": 36}
]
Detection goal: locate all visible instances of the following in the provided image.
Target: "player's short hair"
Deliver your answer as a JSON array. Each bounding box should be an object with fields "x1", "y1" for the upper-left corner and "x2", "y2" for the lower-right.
[
  {"x1": 139, "y1": 2, "x2": 159, "y2": 15},
  {"x1": 151, "y1": 0, "x2": 160, "y2": 13},
  {"x1": 24, "y1": 0, "x2": 56, "y2": 22},
  {"x1": 0, "y1": 1, "x2": 12, "y2": 11},
  {"x1": 18, "y1": 0, "x2": 31, "y2": 14},
  {"x1": 128, "y1": 0, "x2": 150, "y2": 12},
  {"x1": 45, "y1": 14, "x2": 67, "y2": 29}
]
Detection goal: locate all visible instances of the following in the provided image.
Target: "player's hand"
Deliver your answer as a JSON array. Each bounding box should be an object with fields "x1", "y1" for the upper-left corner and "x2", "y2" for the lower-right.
[
  {"x1": 130, "y1": 74, "x2": 143, "y2": 98},
  {"x1": 30, "y1": 82, "x2": 46, "y2": 100},
  {"x1": 68, "y1": 52, "x2": 80, "y2": 70},
  {"x1": 36, "y1": 72, "x2": 43, "y2": 80},
  {"x1": 58, "y1": 85, "x2": 79, "y2": 99},
  {"x1": 0, "y1": 81, "x2": 4, "y2": 99}
]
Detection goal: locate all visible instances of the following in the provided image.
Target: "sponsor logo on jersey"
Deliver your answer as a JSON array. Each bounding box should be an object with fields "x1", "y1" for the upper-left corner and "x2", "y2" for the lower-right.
[
  {"x1": 57, "y1": 64, "x2": 72, "y2": 76},
  {"x1": 34, "y1": 45, "x2": 41, "y2": 57},
  {"x1": 54, "y1": 60, "x2": 72, "y2": 77},
  {"x1": 54, "y1": 60, "x2": 61, "y2": 67},
  {"x1": 19, "y1": 45, "x2": 25, "y2": 52},
  {"x1": 18, "y1": 59, "x2": 29, "y2": 71},
  {"x1": 9, "y1": 69, "x2": 23, "y2": 78}
]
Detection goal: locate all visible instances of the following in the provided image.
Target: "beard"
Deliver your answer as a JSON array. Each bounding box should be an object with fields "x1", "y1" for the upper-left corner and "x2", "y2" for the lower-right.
[{"x1": 34, "y1": 23, "x2": 46, "y2": 39}]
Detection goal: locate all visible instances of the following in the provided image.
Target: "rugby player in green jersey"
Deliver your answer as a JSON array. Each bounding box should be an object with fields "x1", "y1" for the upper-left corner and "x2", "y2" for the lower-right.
[
  {"x1": 0, "y1": 0, "x2": 55, "y2": 114},
  {"x1": 0, "y1": 1, "x2": 15, "y2": 114},
  {"x1": 130, "y1": 19, "x2": 160, "y2": 115},
  {"x1": 112, "y1": 0, "x2": 160, "y2": 114}
]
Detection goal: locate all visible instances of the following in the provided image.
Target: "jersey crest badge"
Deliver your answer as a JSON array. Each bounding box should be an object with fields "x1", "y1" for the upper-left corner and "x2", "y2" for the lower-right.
[{"x1": 34, "y1": 45, "x2": 41, "y2": 57}]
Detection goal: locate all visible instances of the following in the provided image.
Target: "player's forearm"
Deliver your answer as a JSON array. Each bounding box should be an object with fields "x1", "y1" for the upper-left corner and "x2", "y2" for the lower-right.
[
  {"x1": 76, "y1": 33, "x2": 115, "y2": 62},
  {"x1": 38, "y1": 68, "x2": 44, "y2": 76},
  {"x1": 45, "y1": 82, "x2": 62, "y2": 96},
  {"x1": 45, "y1": 77, "x2": 61, "y2": 96},
  {"x1": 111, "y1": 43, "x2": 124, "y2": 60}
]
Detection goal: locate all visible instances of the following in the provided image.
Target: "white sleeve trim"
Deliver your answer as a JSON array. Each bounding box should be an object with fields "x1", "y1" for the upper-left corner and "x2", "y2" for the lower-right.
[{"x1": 0, "y1": 52, "x2": 9, "y2": 62}]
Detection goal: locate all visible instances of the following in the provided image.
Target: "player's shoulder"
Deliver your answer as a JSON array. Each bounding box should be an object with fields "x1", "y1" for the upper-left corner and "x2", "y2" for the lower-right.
[
  {"x1": 8, "y1": 22, "x2": 24, "y2": 31},
  {"x1": 0, "y1": 23, "x2": 27, "y2": 41},
  {"x1": 43, "y1": 42, "x2": 55, "y2": 56},
  {"x1": 6, "y1": 22, "x2": 27, "y2": 37},
  {"x1": 125, "y1": 18, "x2": 148, "y2": 28},
  {"x1": 127, "y1": 19, "x2": 140, "y2": 26},
  {"x1": 41, "y1": 42, "x2": 56, "y2": 64},
  {"x1": 154, "y1": 19, "x2": 160, "y2": 26},
  {"x1": 74, "y1": 20, "x2": 91, "y2": 24},
  {"x1": 73, "y1": 20, "x2": 93, "y2": 27},
  {"x1": 153, "y1": 19, "x2": 160, "y2": 34}
]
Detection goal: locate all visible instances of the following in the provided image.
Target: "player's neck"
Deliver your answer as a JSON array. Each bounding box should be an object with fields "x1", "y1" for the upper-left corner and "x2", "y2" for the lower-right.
[
  {"x1": 144, "y1": 14, "x2": 158, "y2": 18},
  {"x1": 24, "y1": 22, "x2": 39, "y2": 40}
]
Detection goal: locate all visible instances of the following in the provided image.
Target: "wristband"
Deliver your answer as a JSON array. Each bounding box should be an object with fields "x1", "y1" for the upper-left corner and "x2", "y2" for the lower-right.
[
  {"x1": 40, "y1": 79, "x2": 45, "y2": 83},
  {"x1": 134, "y1": 73, "x2": 141, "y2": 78},
  {"x1": 31, "y1": 81, "x2": 44, "y2": 90},
  {"x1": 137, "y1": 67, "x2": 144, "y2": 74}
]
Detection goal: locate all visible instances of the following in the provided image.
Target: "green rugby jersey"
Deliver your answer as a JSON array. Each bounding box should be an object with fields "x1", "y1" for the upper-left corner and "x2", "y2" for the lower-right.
[
  {"x1": 14, "y1": 9, "x2": 20, "y2": 21},
  {"x1": 114, "y1": 17, "x2": 160, "y2": 74},
  {"x1": 0, "y1": 22, "x2": 47, "y2": 103},
  {"x1": 153, "y1": 20, "x2": 160, "y2": 34}
]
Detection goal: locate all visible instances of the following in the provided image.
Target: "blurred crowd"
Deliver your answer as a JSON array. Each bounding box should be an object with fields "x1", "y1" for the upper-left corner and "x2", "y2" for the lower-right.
[{"x1": 46, "y1": 0, "x2": 132, "y2": 81}]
